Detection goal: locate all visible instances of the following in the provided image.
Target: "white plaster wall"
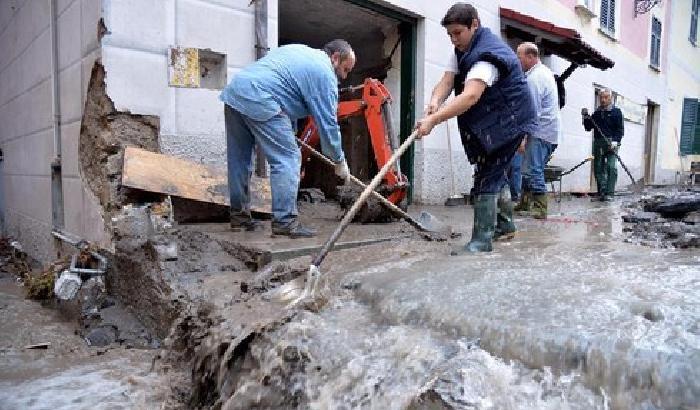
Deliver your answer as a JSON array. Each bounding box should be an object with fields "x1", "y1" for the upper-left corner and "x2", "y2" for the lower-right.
[
  {"x1": 0, "y1": 0, "x2": 106, "y2": 263},
  {"x1": 101, "y1": 0, "x2": 278, "y2": 166}
]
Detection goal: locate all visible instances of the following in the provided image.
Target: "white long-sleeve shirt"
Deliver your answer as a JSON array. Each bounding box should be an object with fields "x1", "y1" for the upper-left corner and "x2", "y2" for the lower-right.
[{"x1": 524, "y1": 62, "x2": 561, "y2": 145}]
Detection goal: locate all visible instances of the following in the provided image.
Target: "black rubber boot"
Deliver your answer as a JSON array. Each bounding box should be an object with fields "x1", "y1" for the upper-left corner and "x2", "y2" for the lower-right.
[
  {"x1": 230, "y1": 210, "x2": 262, "y2": 232},
  {"x1": 495, "y1": 187, "x2": 517, "y2": 241},
  {"x1": 451, "y1": 193, "x2": 497, "y2": 255},
  {"x1": 271, "y1": 219, "x2": 316, "y2": 238}
]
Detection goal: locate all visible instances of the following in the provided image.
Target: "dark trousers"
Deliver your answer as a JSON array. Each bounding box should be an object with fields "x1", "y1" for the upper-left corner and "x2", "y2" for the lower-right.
[
  {"x1": 466, "y1": 134, "x2": 526, "y2": 195},
  {"x1": 592, "y1": 138, "x2": 618, "y2": 196}
]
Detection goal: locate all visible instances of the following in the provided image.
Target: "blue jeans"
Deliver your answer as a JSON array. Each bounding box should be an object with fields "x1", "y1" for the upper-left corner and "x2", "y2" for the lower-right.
[
  {"x1": 521, "y1": 137, "x2": 554, "y2": 194},
  {"x1": 507, "y1": 152, "x2": 523, "y2": 201},
  {"x1": 225, "y1": 105, "x2": 300, "y2": 224}
]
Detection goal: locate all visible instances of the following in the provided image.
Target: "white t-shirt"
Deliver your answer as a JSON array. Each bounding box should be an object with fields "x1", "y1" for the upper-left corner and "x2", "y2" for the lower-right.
[{"x1": 447, "y1": 53, "x2": 499, "y2": 87}]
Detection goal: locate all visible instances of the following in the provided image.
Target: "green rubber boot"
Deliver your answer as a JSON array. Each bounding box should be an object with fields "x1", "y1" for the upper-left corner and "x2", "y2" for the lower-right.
[
  {"x1": 451, "y1": 193, "x2": 497, "y2": 255},
  {"x1": 514, "y1": 191, "x2": 532, "y2": 215},
  {"x1": 495, "y1": 187, "x2": 517, "y2": 241},
  {"x1": 532, "y1": 193, "x2": 548, "y2": 220}
]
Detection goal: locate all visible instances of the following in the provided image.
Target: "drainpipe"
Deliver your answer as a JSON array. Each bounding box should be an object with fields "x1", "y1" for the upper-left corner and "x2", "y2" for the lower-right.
[
  {"x1": 253, "y1": 0, "x2": 269, "y2": 177},
  {"x1": 49, "y1": 0, "x2": 65, "y2": 230}
]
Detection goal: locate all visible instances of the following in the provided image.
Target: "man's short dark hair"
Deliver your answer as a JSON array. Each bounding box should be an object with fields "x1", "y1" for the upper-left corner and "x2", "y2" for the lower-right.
[
  {"x1": 323, "y1": 39, "x2": 354, "y2": 61},
  {"x1": 441, "y1": 3, "x2": 480, "y2": 28}
]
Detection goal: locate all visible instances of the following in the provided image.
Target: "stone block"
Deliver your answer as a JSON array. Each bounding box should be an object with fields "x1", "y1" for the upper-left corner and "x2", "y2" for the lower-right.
[
  {"x1": 57, "y1": 0, "x2": 81, "y2": 69},
  {"x1": 175, "y1": 88, "x2": 224, "y2": 135},
  {"x1": 177, "y1": 0, "x2": 255, "y2": 68},
  {"x1": 59, "y1": 61, "x2": 83, "y2": 123},
  {"x1": 17, "y1": 30, "x2": 52, "y2": 95},
  {"x1": 17, "y1": 0, "x2": 50, "y2": 55},
  {"x1": 81, "y1": 0, "x2": 102, "y2": 55},
  {"x1": 62, "y1": 176, "x2": 84, "y2": 235},
  {"x1": 104, "y1": 0, "x2": 171, "y2": 53},
  {"x1": 102, "y1": 46, "x2": 168, "y2": 116},
  {"x1": 60, "y1": 120, "x2": 81, "y2": 177}
]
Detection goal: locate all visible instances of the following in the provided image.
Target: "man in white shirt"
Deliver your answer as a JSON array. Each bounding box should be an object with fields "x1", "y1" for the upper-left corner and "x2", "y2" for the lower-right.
[{"x1": 514, "y1": 42, "x2": 561, "y2": 219}]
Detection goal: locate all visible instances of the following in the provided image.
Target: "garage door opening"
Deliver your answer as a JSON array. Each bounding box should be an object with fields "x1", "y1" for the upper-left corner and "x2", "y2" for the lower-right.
[{"x1": 279, "y1": 0, "x2": 416, "y2": 211}]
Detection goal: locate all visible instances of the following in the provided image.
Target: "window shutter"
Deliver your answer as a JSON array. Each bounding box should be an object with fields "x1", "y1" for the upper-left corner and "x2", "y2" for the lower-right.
[
  {"x1": 680, "y1": 98, "x2": 698, "y2": 155},
  {"x1": 691, "y1": 0, "x2": 699, "y2": 44},
  {"x1": 600, "y1": 0, "x2": 609, "y2": 29},
  {"x1": 694, "y1": 103, "x2": 700, "y2": 154},
  {"x1": 609, "y1": 0, "x2": 616, "y2": 32},
  {"x1": 650, "y1": 17, "x2": 662, "y2": 68}
]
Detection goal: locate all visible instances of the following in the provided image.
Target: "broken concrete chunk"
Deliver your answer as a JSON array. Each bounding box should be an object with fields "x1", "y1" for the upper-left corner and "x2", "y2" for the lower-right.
[
  {"x1": 154, "y1": 242, "x2": 178, "y2": 261},
  {"x1": 85, "y1": 324, "x2": 118, "y2": 347},
  {"x1": 622, "y1": 212, "x2": 658, "y2": 223},
  {"x1": 54, "y1": 270, "x2": 82, "y2": 300},
  {"x1": 683, "y1": 211, "x2": 700, "y2": 225}
]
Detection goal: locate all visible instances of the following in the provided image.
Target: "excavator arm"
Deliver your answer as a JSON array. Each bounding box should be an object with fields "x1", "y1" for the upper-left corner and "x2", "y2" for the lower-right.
[{"x1": 298, "y1": 78, "x2": 408, "y2": 208}]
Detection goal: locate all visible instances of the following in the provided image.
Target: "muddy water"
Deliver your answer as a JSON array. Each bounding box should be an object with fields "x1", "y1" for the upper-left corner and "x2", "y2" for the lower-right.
[
  {"x1": 213, "y1": 198, "x2": 698, "y2": 409},
  {"x1": 0, "y1": 275, "x2": 171, "y2": 410}
]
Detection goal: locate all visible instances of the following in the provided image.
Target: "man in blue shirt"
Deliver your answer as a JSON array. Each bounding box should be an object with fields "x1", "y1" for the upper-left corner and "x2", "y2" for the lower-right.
[
  {"x1": 515, "y1": 42, "x2": 561, "y2": 219},
  {"x1": 220, "y1": 40, "x2": 355, "y2": 238}
]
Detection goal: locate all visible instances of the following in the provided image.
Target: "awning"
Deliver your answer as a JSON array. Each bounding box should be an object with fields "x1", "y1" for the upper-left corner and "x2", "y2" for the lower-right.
[{"x1": 500, "y1": 7, "x2": 614, "y2": 70}]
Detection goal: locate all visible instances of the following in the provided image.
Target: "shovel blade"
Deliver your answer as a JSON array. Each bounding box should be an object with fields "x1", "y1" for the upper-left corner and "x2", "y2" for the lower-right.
[{"x1": 418, "y1": 211, "x2": 450, "y2": 234}]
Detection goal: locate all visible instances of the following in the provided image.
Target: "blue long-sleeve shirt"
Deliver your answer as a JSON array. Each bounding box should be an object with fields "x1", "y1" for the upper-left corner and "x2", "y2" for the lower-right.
[
  {"x1": 220, "y1": 44, "x2": 345, "y2": 162},
  {"x1": 524, "y1": 62, "x2": 561, "y2": 145}
]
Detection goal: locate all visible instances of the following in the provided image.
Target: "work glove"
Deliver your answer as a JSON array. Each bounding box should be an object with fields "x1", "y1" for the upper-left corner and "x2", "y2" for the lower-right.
[
  {"x1": 581, "y1": 108, "x2": 590, "y2": 118},
  {"x1": 609, "y1": 141, "x2": 619, "y2": 151},
  {"x1": 334, "y1": 159, "x2": 350, "y2": 184}
]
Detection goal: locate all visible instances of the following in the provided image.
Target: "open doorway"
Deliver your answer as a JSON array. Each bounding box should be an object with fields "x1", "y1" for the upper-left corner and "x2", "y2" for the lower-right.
[
  {"x1": 279, "y1": 0, "x2": 416, "y2": 204},
  {"x1": 644, "y1": 101, "x2": 659, "y2": 184}
]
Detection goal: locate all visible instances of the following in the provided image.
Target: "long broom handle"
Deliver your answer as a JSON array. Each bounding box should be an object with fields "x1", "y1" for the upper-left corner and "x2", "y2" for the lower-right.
[
  {"x1": 298, "y1": 139, "x2": 426, "y2": 232},
  {"x1": 311, "y1": 131, "x2": 419, "y2": 267}
]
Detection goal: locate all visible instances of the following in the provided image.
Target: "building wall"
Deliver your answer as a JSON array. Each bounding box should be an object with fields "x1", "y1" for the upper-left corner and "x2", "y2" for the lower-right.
[
  {"x1": 663, "y1": 0, "x2": 700, "y2": 176},
  {"x1": 99, "y1": 0, "x2": 692, "y2": 204},
  {"x1": 0, "y1": 0, "x2": 105, "y2": 262},
  {"x1": 101, "y1": 0, "x2": 278, "y2": 167},
  {"x1": 2, "y1": 0, "x2": 697, "y2": 262}
]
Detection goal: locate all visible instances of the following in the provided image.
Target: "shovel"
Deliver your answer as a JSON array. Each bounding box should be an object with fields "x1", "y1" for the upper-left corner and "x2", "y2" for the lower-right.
[
  {"x1": 289, "y1": 131, "x2": 421, "y2": 306},
  {"x1": 297, "y1": 139, "x2": 445, "y2": 233}
]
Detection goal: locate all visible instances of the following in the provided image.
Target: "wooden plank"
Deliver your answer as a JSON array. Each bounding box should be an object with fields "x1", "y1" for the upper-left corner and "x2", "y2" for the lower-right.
[{"x1": 121, "y1": 146, "x2": 271, "y2": 213}]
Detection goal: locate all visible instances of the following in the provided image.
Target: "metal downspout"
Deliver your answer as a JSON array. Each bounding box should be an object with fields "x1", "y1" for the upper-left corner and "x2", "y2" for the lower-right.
[
  {"x1": 49, "y1": 0, "x2": 65, "y2": 230},
  {"x1": 253, "y1": 0, "x2": 269, "y2": 177}
]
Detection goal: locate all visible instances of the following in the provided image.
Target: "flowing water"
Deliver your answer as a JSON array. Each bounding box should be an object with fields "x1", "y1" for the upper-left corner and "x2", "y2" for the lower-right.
[{"x1": 223, "y1": 199, "x2": 699, "y2": 409}]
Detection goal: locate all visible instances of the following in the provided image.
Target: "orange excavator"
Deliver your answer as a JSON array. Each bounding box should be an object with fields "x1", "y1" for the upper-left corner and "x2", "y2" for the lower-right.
[{"x1": 297, "y1": 78, "x2": 409, "y2": 220}]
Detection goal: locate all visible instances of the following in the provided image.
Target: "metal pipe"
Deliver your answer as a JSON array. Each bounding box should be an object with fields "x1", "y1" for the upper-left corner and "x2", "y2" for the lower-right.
[
  {"x1": 253, "y1": 0, "x2": 269, "y2": 178},
  {"x1": 49, "y1": 0, "x2": 64, "y2": 229},
  {"x1": 52, "y1": 229, "x2": 109, "y2": 275}
]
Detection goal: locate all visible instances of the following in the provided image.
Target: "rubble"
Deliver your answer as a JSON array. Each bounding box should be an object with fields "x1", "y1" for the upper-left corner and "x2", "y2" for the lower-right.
[{"x1": 622, "y1": 190, "x2": 700, "y2": 248}]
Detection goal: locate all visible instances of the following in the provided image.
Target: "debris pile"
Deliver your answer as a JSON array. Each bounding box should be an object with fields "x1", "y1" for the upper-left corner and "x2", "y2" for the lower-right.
[{"x1": 622, "y1": 190, "x2": 700, "y2": 248}]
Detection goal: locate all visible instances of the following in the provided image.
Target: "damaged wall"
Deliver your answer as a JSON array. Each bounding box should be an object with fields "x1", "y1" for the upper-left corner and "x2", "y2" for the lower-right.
[{"x1": 0, "y1": 0, "x2": 105, "y2": 262}]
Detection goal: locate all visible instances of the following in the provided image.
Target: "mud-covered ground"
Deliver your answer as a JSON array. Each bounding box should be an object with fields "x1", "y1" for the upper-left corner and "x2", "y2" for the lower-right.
[{"x1": 2, "y1": 191, "x2": 698, "y2": 409}]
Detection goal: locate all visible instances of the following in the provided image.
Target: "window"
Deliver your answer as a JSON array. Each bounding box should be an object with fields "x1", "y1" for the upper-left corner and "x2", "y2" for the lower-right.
[
  {"x1": 680, "y1": 98, "x2": 700, "y2": 155},
  {"x1": 691, "y1": 0, "x2": 699, "y2": 45},
  {"x1": 650, "y1": 17, "x2": 662, "y2": 69},
  {"x1": 600, "y1": 0, "x2": 616, "y2": 35}
]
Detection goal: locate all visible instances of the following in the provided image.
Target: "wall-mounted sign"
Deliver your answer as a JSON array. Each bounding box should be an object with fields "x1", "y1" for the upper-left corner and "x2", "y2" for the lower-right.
[{"x1": 616, "y1": 94, "x2": 646, "y2": 124}]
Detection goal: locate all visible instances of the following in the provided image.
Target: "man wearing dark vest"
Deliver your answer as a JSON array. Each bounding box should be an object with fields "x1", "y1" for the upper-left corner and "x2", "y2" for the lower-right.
[
  {"x1": 582, "y1": 88, "x2": 624, "y2": 202},
  {"x1": 416, "y1": 2, "x2": 536, "y2": 253}
]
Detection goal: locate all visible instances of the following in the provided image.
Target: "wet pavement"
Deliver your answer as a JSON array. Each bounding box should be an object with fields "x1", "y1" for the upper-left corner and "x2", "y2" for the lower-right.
[{"x1": 210, "y1": 195, "x2": 699, "y2": 409}]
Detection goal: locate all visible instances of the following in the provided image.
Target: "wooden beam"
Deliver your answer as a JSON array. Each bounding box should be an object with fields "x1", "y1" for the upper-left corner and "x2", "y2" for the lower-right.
[{"x1": 121, "y1": 146, "x2": 271, "y2": 214}]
